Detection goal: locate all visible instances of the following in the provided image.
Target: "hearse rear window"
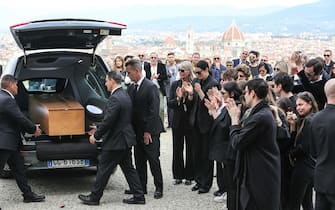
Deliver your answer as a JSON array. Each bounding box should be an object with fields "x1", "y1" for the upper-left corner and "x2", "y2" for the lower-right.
[{"x1": 22, "y1": 78, "x2": 59, "y2": 93}]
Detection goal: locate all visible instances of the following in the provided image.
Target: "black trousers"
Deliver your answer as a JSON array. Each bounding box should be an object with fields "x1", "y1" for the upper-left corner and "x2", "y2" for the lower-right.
[
  {"x1": 288, "y1": 162, "x2": 314, "y2": 210},
  {"x1": 223, "y1": 160, "x2": 236, "y2": 210},
  {"x1": 316, "y1": 192, "x2": 335, "y2": 210},
  {"x1": 0, "y1": 149, "x2": 32, "y2": 194},
  {"x1": 134, "y1": 135, "x2": 163, "y2": 192},
  {"x1": 91, "y1": 149, "x2": 143, "y2": 199},
  {"x1": 216, "y1": 161, "x2": 225, "y2": 192},
  {"x1": 172, "y1": 128, "x2": 194, "y2": 180},
  {"x1": 192, "y1": 130, "x2": 213, "y2": 191}
]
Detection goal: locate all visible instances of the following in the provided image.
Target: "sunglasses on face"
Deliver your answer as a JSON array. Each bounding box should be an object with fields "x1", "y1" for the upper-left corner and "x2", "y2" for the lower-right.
[
  {"x1": 138, "y1": 54, "x2": 144, "y2": 57},
  {"x1": 214, "y1": 57, "x2": 220, "y2": 60},
  {"x1": 274, "y1": 67, "x2": 280, "y2": 71},
  {"x1": 151, "y1": 57, "x2": 157, "y2": 59},
  {"x1": 179, "y1": 69, "x2": 185, "y2": 73},
  {"x1": 324, "y1": 54, "x2": 331, "y2": 57}
]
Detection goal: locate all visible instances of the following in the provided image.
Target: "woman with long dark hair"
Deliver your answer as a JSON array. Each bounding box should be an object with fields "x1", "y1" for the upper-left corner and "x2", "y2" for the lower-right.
[{"x1": 287, "y1": 91, "x2": 318, "y2": 210}]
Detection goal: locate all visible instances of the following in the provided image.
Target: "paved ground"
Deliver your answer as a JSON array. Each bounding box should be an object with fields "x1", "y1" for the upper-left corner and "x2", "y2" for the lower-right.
[{"x1": 0, "y1": 129, "x2": 225, "y2": 210}]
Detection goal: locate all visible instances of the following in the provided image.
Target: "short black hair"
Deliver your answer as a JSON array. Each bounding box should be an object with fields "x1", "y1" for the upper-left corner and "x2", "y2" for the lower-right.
[
  {"x1": 106, "y1": 71, "x2": 122, "y2": 84},
  {"x1": 245, "y1": 78, "x2": 268, "y2": 99},
  {"x1": 273, "y1": 72, "x2": 294, "y2": 92},
  {"x1": 196, "y1": 60, "x2": 209, "y2": 71},
  {"x1": 305, "y1": 58, "x2": 323, "y2": 75}
]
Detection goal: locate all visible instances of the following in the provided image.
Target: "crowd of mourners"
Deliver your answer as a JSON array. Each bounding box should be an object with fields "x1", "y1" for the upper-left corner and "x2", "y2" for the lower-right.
[{"x1": 107, "y1": 49, "x2": 335, "y2": 210}]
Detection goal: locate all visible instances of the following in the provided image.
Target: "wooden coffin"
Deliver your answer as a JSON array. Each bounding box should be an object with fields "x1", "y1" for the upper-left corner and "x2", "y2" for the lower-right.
[{"x1": 29, "y1": 94, "x2": 85, "y2": 136}]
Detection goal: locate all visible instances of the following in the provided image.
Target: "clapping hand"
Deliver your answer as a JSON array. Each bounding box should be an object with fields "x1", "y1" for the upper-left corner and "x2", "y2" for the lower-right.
[{"x1": 226, "y1": 98, "x2": 241, "y2": 125}]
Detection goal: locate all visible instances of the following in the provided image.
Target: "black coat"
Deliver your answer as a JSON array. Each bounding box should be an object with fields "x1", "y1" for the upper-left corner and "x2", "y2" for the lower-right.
[
  {"x1": 167, "y1": 80, "x2": 193, "y2": 130},
  {"x1": 94, "y1": 87, "x2": 136, "y2": 151},
  {"x1": 230, "y1": 101, "x2": 281, "y2": 210},
  {"x1": 144, "y1": 62, "x2": 168, "y2": 96},
  {"x1": 189, "y1": 75, "x2": 219, "y2": 134},
  {"x1": 0, "y1": 90, "x2": 36, "y2": 151},
  {"x1": 311, "y1": 104, "x2": 335, "y2": 194},
  {"x1": 208, "y1": 108, "x2": 235, "y2": 162},
  {"x1": 128, "y1": 78, "x2": 164, "y2": 136}
]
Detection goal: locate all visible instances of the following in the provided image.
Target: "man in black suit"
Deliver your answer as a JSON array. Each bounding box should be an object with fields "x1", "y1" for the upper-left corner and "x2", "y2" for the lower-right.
[
  {"x1": 126, "y1": 59, "x2": 165, "y2": 199},
  {"x1": 78, "y1": 71, "x2": 145, "y2": 205},
  {"x1": 144, "y1": 52, "x2": 168, "y2": 96},
  {"x1": 311, "y1": 78, "x2": 335, "y2": 210},
  {"x1": 0, "y1": 74, "x2": 45, "y2": 203},
  {"x1": 226, "y1": 79, "x2": 281, "y2": 210}
]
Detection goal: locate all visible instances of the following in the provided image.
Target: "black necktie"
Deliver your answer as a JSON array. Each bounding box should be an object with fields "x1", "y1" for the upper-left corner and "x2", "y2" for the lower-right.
[{"x1": 133, "y1": 84, "x2": 138, "y2": 100}]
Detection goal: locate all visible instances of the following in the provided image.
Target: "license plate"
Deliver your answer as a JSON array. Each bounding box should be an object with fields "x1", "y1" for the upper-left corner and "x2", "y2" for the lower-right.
[{"x1": 47, "y1": 159, "x2": 89, "y2": 168}]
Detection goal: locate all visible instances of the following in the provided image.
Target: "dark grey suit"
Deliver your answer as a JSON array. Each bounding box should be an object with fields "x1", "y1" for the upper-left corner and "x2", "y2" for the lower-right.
[
  {"x1": 91, "y1": 87, "x2": 144, "y2": 200},
  {"x1": 0, "y1": 89, "x2": 37, "y2": 194},
  {"x1": 128, "y1": 78, "x2": 164, "y2": 193},
  {"x1": 311, "y1": 104, "x2": 335, "y2": 210}
]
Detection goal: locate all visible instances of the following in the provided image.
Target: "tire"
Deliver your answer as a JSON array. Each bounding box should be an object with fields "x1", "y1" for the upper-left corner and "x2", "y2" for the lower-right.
[{"x1": 0, "y1": 163, "x2": 12, "y2": 178}]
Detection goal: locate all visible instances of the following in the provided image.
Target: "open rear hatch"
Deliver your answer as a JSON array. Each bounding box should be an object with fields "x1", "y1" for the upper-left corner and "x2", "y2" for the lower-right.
[{"x1": 10, "y1": 18, "x2": 127, "y2": 64}]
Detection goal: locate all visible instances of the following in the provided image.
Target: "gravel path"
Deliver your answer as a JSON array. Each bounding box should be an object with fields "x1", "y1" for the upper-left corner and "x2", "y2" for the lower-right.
[{"x1": 0, "y1": 129, "x2": 226, "y2": 210}]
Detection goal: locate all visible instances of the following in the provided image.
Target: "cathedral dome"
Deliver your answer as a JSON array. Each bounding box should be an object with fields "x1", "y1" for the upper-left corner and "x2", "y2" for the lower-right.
[{"x1": 222, "y1": 21, "x2": 244, "y2": 42}]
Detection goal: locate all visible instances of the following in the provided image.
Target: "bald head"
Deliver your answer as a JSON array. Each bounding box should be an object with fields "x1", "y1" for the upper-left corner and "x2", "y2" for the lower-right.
[{"x1": 324, "y1": 78, "x2": 335, "y2": 104}]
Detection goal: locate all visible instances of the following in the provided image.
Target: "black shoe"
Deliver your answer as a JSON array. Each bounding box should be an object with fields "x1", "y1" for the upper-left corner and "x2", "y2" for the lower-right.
[
  {"x1": 191, "y1": 184, "x2": 200, "y2": 191},
  {"x1": 198, "y1": 188, "x2": 209, "y2": 194},
  {"x1": 23, "y1": 192, "x2": 45, "y2": 203},
  {"x1": 124, "y1": 189, "x2": 147, "y2": 194},
  {"x1": 154, "y1": 190, "x2": 163, "y2": 199},
  {"x1": 123, "y1": 196, "x2": 145, "y2": 204},
  {"x1": 78, "y1": 194, "x2": 99, "y2": 205},
  {"x1": 173, "y1": 179, "x2": 183, "y2": 185},
  {"x1": 213, "y1": 190, "x2": 224, "y2": 196},
  {"x1": 184, "y1": 180, "x2": 192, "y2": 185}
]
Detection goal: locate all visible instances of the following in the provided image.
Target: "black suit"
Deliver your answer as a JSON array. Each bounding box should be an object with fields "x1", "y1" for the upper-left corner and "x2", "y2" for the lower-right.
[
  {"x1": 128, "y1": 78, "x2": 164, "y2": 193},
  {"x1": 90, "y1": 87, "x2": 144, "y2": 200},
  {"x1": 168, "y1": 80, "x2": 194, "y2": 181},
  {"x1": 0, "y1": 89, "x2": 37, "y2": 195},
  {"x1": 311, "y1": 104, "x2": 335, "y2": 210},
  {"x1": 144, "y1": 62, "x2": 168, "y2": 96},
  {"x1": 189, "y1": 75, "x2": 219, "y2": 191},
  {"x1": 232, "y1": 58, "x2": 250, "y2": 67}
]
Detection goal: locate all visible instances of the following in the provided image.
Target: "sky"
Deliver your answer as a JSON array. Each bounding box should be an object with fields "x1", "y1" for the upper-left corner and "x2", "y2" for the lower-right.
[{"x1": 0, "y1": 0, "x2": 318, "y2": 32}]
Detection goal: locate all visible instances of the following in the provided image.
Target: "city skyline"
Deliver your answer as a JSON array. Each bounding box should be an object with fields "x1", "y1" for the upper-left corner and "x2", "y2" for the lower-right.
[{"x1": 0, "y1": 0, "x2": 318, "y2": 33}]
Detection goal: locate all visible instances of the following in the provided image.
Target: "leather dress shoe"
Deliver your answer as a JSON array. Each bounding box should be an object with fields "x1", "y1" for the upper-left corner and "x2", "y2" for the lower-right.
[
  {"x1": 123, "y1": 196, "x2": 145, "y2": 204},
  {"x1": 184, "y1": 180, "x2": 192, "y2": 185},
  {"x1": 198, "y1": 188, "x2": 209, "y2": 194},
  {"x1": 173, "y1": 179, "x2": 183, "y2": 185},
  {"x1": 154, "y1": 190, "x2": 163, "y2": 199},
  {"x1": 191, "y1": 184, "x2": 200, "y2": 191},
  {"x1": 124, "y1": 189, "x2": 147, "y2": 194},
  {"x1": 78, "y1": 194, "x2": 99, "y2": 205},
  {"x1": 23, "y1": 192, "x2": 45, "y2": 203}
]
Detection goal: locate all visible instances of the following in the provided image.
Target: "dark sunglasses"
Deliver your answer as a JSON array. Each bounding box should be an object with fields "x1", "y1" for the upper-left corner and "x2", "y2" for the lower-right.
[
  {"x1": 274, "y1": 67, "x2": 280, "y2": 71},
  {"x1": 324, "y1": 54, "x2": 331, "y2": 57},
  {"x1": 214, "y1": 57, "x2": 220, "y2": 60},
  {"x1": 138, "y1": 54, "x2": 144, "y2": 57},
  {"x1": 179, "y1": 69, "x2": 185, "y2": 73},
  {"x1": 151, "y1": 57, "x2": 157, "y2": 59}
]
